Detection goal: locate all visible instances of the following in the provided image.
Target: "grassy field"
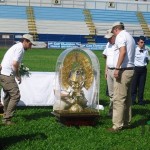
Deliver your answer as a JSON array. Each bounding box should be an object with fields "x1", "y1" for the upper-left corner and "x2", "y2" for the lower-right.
[{"x1": 0, "y1": 48, "x2": 150, "y2": 150}]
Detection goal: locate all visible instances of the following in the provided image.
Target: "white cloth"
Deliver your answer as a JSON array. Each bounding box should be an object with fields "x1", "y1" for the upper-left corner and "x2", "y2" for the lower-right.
[
  {"x1": 134, "y1": 46, "x2": 149, "y2": 66},
  {"x1": 113, "y1": 30, "x2": 136, "y2": 68},
  {"x1": 103, "y1": 42, "x2": 115, "y2": 68},
  {"x1": 1, "y1": 42, "x2": 24, "y2": 76},
  {"x1": 1, "y1": 72, "x2": 55, "y2": 106},
  {"x1": 1, "y1": 71, "x2": 103, "y2": 108}
]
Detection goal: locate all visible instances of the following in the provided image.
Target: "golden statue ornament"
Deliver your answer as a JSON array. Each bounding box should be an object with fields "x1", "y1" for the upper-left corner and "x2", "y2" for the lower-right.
[
  {"x1": 52, "y1": 47, "x2": 100, "y2": 126},
  {"x1": 61, "y1": 50, "x2": 94, "y2": 90},
  {"x1": 68, "y1": 67, "x2": 87, "y2": 112},
  {"x1": 57, "y1": 49, "x2": 94, "y2": 112}
]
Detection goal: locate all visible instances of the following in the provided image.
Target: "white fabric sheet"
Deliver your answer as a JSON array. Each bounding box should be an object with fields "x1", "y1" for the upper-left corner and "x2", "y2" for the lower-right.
[
  {"x1": 1, "y1": 72, "x2": 56, "y2": 106},
  {"x1": 1, "y1": 71, "x2": 104, "y2": 109}
]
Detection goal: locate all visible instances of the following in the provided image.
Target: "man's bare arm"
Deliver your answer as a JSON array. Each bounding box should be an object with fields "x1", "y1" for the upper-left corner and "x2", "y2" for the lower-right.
[
  {"x1": 116, "y1": 46, "x2": 126, "y2": 69},
  {"x1": 114, "y1": 46, "x2": 126, "y2": 79},
  {"x1": 12, "y1": 60, "x2": 21, "y2": 84}
]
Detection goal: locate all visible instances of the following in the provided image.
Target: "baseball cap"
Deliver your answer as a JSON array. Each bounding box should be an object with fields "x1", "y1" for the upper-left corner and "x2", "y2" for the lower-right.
[
  {"x1": 23, "y1": 34, "x2": 36, "y2": 45},
  {"x1": 112, "y1": 21, "x2": 124, "y2": 29},
  {"x1": 104, "y1": 29, "x2": 114, "y2": 39}
]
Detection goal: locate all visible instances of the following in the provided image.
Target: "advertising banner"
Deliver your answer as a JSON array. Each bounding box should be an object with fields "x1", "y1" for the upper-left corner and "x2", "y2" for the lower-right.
[{"x1": 48, "y1": 41, "x2": 106, "y2": 50}]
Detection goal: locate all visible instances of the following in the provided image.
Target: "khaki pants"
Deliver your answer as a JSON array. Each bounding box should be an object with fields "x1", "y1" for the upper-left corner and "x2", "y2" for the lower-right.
[
  {"x1": 107, "y1": 69, "x2": 115, "y2": 116},
  {"x1": 0, "y1": 74, "x2": 20, "y2": 121},
  {"x1": 112, "y1": 70, "x2": 134, "y2": 129}
]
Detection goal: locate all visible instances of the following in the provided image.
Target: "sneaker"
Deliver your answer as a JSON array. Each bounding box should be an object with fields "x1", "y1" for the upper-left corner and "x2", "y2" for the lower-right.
[
  {"x1": 2, "y1": 119, "x2": 15, "y2": 125},
  {"x1": 2, "y1": 118, "x2": 6, "y2": 124},
  {"x1": 107, "y1": 127, "x2": 121, "y2": 132},
  {"x1": 5, "y1": 120, "x2": 15, "y2": 125}
]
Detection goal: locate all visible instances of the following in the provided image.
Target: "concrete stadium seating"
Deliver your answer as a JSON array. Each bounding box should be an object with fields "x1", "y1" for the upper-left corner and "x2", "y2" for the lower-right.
[
  {"x1": 33, "y1": 7, "x2": 89, "y2": 35},
  {"x1": 0, "y1": 19, "x2": 28, "y2": 33},
  {"x1": 143, "y1": 12, "x2": 150, "y2": 28},
  {"x1": 0, "y1": 5, "x2": 28, "y2": 33},
  {"x1": 34, "y1": 7, "x2": 85, "y2": 21},
  {"x1": 0, "y1": 5, "x2": 146, "y2": 42},
  {"x1": 0, "y1": 5, "x2": 27, "y2": 19},
  {"x1": 36, "y1": 20, "x2": 89, "y2": 35},
  {"x1": 90, "y1": 9, "x2": 143, "y2": 37}
]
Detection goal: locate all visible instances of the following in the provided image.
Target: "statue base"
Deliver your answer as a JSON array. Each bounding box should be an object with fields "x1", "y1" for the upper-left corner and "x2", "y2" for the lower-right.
[{"x1": 52, "y1": 109, "x2": 100, "y2": 126}]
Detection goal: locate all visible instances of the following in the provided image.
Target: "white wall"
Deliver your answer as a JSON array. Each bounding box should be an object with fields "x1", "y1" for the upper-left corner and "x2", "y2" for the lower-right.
[{"x1": 1, "y1": 0, "x2": 150, "y2": 12}]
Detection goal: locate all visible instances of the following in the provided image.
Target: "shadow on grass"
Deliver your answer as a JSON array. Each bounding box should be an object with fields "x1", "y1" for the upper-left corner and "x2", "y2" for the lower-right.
[
  {"x1": 144, "y1": 99, "x2": 150, "y2": 105},
  {"x1": 16, "y1": 104, "x2": 110, "y2": 127},
  {"x1": 132, "y1": 103, "x2": 150, "y2": 128},
  {"x1": 17, "y1": 106, "x2": 53, "y2": 110},
  {"x1": 17, "y1": 106, "x2": 54, "y2": 121},
  {"x1": 131, "y1": 118, "x2": 150, "y2": 129},
  {"x1": 99, "y1": 99, "x2": 109, "y2": 107},
  {"x1": 0, "y1": 133, "x2": 47, "y2": 150}
]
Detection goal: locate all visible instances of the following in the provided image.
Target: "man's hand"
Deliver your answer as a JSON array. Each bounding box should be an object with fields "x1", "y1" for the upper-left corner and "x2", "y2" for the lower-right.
[{"x1": 114, "y1": 69, "x2": 120, "y2": 79}]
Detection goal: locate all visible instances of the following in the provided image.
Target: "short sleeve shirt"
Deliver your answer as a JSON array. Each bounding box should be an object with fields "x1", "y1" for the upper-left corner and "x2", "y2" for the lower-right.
[
  {"x1": 134, "y1": 46, "x2": 149, "y2": 66},
  {"x1": 113, "y1": 30, "x2": 136, "y2": 68},
  {"x1": 1, "y1": 42, "x2": 25, "y2": 76},
  {"x1": 103, "y1": 42, "x2": 115, "y2": 68}
]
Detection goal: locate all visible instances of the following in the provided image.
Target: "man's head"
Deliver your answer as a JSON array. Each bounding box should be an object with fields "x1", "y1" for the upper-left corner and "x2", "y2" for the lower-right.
[
  {"x1": 22, "y1": 34, "x2": 36, "y2": 50},
  {"x1": 104, "y1": 29, "x2": 115, "y2": 44},
  {"x1": 137, "y1": 36, "x2": 145, "y2": 49},
  {"x1": 111, "y1": 22, "x2": 124, "y2": 36}
]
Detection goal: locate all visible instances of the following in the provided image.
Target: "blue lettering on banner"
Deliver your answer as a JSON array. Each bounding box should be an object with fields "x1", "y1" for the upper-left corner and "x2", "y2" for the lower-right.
[
  {"x1": 48, "y1": 41, "x2": 106, "y2": 50},
  {"x1": 53, "y1": 42, "x2": 61, "y2": 46}
]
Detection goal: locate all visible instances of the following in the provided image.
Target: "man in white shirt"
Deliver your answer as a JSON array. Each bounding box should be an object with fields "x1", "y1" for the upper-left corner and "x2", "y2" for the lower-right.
[
  {"x1": 103, "y1": 29, "x2": 116, "y2": 117},
  {"x1": 0, "y1": 34, "x2": 35, "y2": 125},
  {"x1": 108, "y1": 22, "x2": 136, "y2": 132},
  {"x1": 131, "y1": 36, "x2": 149, "y2": 105}
]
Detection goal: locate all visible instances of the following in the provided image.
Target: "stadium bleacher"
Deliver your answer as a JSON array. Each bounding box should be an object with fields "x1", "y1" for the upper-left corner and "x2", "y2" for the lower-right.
[
  {"x1": 0, "y1": 5, "x2": 28, "y2": 33},
  {"x1": 90, "y1": 9, "x2": 143, "y2": 37},
  {"x1": 0, "y1": 2, "x2": 149, "y2": 44},
  {"x1": 0, "y1": 5, "x2": 27, "y2": 19},
  {"x1": 143, "y1": 12, "x2": 150, "y2": 25},
  {"x1": 33, "y1": 7, "x2": 89, "y2": 35}
]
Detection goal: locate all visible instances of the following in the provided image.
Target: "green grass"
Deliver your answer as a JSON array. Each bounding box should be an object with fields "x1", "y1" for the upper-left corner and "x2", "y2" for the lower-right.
[{"x1": 0, "y1": 48, "x2": 150, "y2": 150}]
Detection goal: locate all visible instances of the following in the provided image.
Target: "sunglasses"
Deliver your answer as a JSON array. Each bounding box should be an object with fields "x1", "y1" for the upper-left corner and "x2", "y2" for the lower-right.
[{"x1": 139, "y1": 41, "x2": 145, "y2": 44}]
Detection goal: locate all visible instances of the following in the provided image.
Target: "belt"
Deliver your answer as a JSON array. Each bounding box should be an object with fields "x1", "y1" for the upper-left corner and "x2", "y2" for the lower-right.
[
  {"x1": 135, "y1": 66, "x2": 146, "y2": 68},
  {"x1": 108, "y1": 67, "x2": 115, "y2": 70},
  {"x1": 119, "y1": 67, "x2": 134, "y2": 71}
]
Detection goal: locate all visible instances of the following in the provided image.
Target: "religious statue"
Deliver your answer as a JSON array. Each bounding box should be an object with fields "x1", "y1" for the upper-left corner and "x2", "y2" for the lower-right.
[
  {"x1": 67, "y1": 66, "x2": 87, "y2": 112},
  {"x1": 52, "y1": 48, "x2": 100, "y2": 126},
  {"x1": 53, "y1": 66, "x2": 87, "y2": 112},
  {"x1": 53, "y1": 48, "x2": 100, "y2": 113}
]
